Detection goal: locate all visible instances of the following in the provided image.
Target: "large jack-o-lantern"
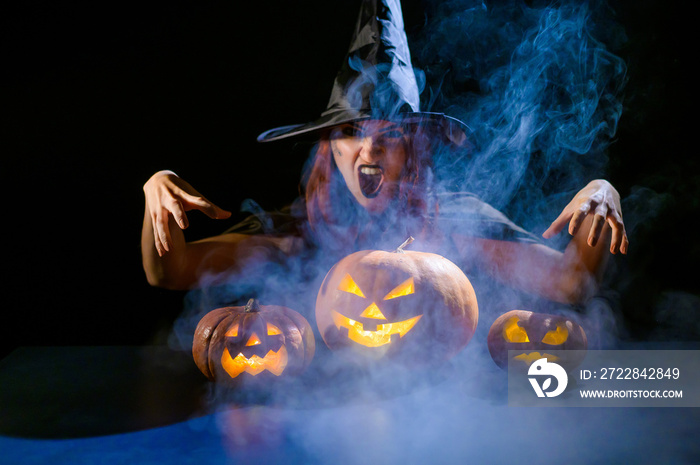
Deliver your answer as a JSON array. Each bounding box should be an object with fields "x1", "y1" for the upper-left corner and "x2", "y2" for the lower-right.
[
  {"x1": 192, "y1": 299, "x2": 315, "y2": 382},
  {"x1": 315, "y1": 238, "x2": 478, "y2": 364},
  {"x1": 487, "y1": 310, "x2": 587, "y2": 372}
]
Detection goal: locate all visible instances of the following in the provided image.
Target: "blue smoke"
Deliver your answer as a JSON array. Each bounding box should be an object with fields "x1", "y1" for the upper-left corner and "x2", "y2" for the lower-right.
[
  {"x1": 414, "y1": 0, "x2": 627, "y2": 233},
  {"x1": 149, "y1": 4, "x2": 698, "y2": 464},
  {"x1": 170, "y1": 0, "x2": 631, "y2": 363},
  {"x1": 167, "y1": 0, "x2": 633, "y2": 420}
]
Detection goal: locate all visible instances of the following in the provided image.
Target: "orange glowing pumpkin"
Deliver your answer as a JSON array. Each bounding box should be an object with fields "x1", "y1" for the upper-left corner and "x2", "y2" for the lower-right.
[
  {"x1": 192, "y1": 299, "x2": 315, "y2": 382},
  {"x1": 487, "y1": 310, "x2": 587, "y2": 372},
  {"x1": 315, "y1": 238, "x2": 478, "y2": 364}
]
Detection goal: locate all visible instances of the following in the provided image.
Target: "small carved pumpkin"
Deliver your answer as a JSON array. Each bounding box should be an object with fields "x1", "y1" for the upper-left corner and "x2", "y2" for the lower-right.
[
  {"x1": 315, "y1": 238, "x2": 478, "y2": 364},
  {"x1": 192, "y1": 299, "x2": 315, "y2": 382},
  {"x1": 487, "y1": 310, "x2": 587, "y2": 371}
]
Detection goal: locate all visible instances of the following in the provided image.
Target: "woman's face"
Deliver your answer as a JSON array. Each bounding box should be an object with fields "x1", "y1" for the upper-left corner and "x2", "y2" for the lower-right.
[{"x1": 330, "y1": 120, "x2": 408, "y2": 213}]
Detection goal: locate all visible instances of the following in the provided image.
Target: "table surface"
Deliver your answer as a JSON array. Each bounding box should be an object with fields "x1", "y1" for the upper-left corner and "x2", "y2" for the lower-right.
[
  {"x1": 1, "y1": 344, "x2": 699, "y2": 465},
  {"x1": 0, "y1": 346, "x2": 208, "y2": 439}
]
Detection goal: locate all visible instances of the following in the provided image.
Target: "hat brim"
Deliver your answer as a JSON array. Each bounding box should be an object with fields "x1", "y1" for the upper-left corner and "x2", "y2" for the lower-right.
[{"x1": 257, "y1": 110, "x2": 471, "y2": 146}]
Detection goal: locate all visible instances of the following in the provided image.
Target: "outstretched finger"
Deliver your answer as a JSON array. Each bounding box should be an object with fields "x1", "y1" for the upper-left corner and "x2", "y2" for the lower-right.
[
  {"x1": 620, "y1": 233, "x2": 629, "y2": 255},
  {"x1": 587, "y1": 201, "x2": 609, "y2": 247},
  {"x1": 569, "y1": 202, "x2": 592, "y2": 236},
  {"x1": 152, "y1": 222, "x2": 165, "y2": 257},
  {"x1": 179, "y1": 192, "x2": 231, "y2": 220},
  {"x1": 607, "y1": 212, "x2": 628, "y2": 255},
  {"x1": 205, "y1": 203, "x2": 232, "y2": 220},
  {"x1": 154, "y1": 208, "x2": 173, "y2": 254},
  {"x1": 168, "y1": 197, "x2": 189, "y2": 229},
  {"x1": 542, "y1": 209, "x2": 573, "y2": 239},
  {"x1": 587, "y1": 213, "x2": 606, "y2": 247}
]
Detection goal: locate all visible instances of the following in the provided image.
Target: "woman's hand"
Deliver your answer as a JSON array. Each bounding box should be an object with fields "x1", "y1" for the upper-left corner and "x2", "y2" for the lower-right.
[
  {"x1": 143, "y1": 170, "x2": 231, "y2": 256},
  {"x1": 542, "y1": 179, "x2": 628, "y2": 254}
]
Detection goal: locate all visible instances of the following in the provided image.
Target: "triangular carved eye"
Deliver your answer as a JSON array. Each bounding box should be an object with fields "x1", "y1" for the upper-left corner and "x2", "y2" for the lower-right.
[
  {"x1": 267, "y1": 324, "x2": 282, "y2": 336},
  {"x1": 338, "y1": 273, "x2": 365, "y2": 298},
  {"x1": 503, "y1": 316, "x2": 529, "y2": 343},
  {"x1": 384, "y1": 277, "x2": 415, "y2": 300},
  {"x1": 542, "y1": 324, "x2": 569, "y2": 345},
  {"x1": 225, "y1": 324, "x2": 239, "y2": 337}
]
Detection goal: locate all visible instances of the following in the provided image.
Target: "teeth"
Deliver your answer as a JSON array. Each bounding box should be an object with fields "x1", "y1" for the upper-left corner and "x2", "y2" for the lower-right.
[
  {"x1": 358, "y1": 165, "x2": 384, "y2": 198},
  {"x1": 360, "y1": 166, "x2": 381, "y2": 175}
]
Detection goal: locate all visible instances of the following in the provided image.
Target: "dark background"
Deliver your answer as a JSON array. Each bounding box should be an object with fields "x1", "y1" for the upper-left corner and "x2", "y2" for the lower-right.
[{"x1": 2, "y1": 0, "x2": 697, "y2": 360}]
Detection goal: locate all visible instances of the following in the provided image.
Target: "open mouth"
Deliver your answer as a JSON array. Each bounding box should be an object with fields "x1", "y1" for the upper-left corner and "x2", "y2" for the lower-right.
[{"x1": 358, "y1": 165, "x2": 384, "y2": 198}]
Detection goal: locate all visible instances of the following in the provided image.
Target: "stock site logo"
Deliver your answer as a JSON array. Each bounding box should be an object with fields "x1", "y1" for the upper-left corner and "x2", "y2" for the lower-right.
[{"x1": 528, "y1": 358, "x2": 568, "y2": 397}]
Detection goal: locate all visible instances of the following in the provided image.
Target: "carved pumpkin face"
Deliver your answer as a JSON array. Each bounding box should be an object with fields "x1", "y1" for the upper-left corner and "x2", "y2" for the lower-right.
[
  {"x1": 221, "y1": 318, "x2": 289, "y2": 377},
  {"x1": 316, "y1": 241, "x2": 478, "y2": 364},
  {"x1": 193, "y1": 299, "x2": 315, "y2": 382},
  {"x1": 331, "y1": 273, "x2": 422, "y2": 348},
  {"x1": 487, "y1": 310, "x2": 587, "y2": 372}
]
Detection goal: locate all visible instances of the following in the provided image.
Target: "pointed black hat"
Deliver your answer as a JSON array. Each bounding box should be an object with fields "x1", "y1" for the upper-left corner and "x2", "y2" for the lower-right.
[{"x1": 257, "y1": 0, "x2": 469, "y2": 144}]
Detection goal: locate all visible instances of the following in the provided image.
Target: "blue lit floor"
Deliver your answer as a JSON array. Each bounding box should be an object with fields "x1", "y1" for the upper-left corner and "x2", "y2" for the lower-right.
[
  {"x1": 1, "y1": 345, "x2": 699, "y2": 465},
  {"x1": 3, "y1": 401, "x2": 699, "y2": 465}
]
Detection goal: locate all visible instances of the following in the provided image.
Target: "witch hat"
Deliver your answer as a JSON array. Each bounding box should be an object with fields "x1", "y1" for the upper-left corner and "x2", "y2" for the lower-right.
[{"x1": 257, "y1": 0, "x2": 469, "y2": 144}]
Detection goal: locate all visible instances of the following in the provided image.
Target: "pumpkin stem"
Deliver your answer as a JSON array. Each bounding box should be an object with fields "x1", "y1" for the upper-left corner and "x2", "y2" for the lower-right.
[
  {"x1": 395, "y1": 236, "x2": 415, "y2": 254},
  {"x1": 245, "y1": 298, "x2": 261, "y2": 313}
]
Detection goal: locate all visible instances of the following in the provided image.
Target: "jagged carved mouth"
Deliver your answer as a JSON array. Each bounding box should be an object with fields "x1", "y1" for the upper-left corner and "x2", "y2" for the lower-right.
[
  {"x1": 332, "y1": 310, "x2": 422, "y2": 347},
  {"x1": 358, "y1": 164, "x2": 384, "y2": 198},
  {"x1": 221, "y1": 346, "x2": 289, "y2": 377}
]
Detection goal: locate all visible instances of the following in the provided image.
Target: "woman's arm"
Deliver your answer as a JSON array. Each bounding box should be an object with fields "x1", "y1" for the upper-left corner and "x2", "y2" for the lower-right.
[
  {"x1": 453, "y1": 179, "x2": 628, "y2": 304},
  {"x1": 141, "y1": 171, "x2": 298, "y2": 290}
]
